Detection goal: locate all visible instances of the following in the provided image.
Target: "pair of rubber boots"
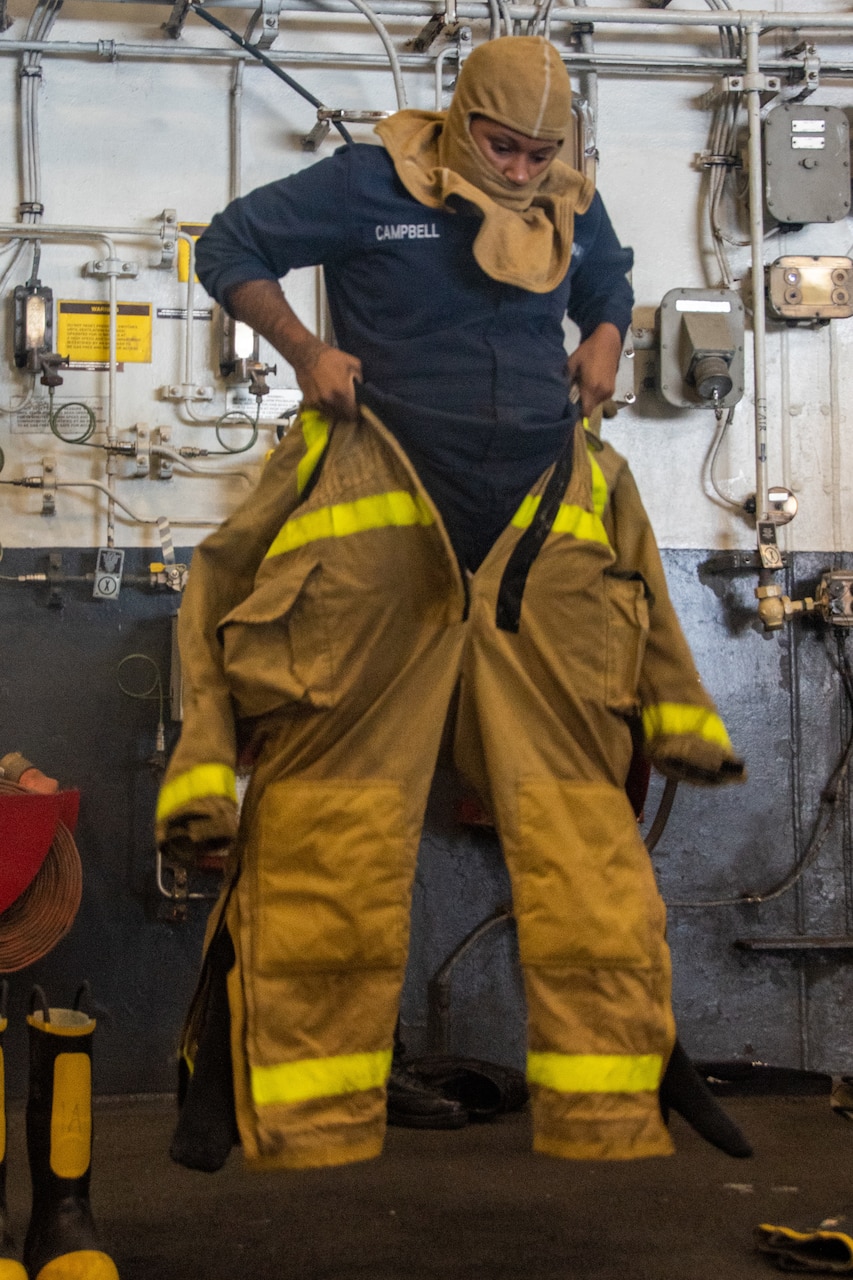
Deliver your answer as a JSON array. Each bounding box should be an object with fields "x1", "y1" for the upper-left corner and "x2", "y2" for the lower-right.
[{"x1": 0, "y1": 985, "x2": 118, "y2": 1280}]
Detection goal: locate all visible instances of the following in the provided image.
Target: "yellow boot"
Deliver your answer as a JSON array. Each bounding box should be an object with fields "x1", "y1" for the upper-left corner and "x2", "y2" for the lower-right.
[
  {"x1": 0, "y1": 985, "x2": 27, "y2": 1280},
  {"x1": 23, "y1": 988, "x2": 118, "y2": 1280}
]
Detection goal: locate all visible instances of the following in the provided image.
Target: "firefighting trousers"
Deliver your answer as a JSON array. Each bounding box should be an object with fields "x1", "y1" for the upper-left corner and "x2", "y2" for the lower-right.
[{"x1": 193, "y1": 407, "x2": 675, "y2": 1169}]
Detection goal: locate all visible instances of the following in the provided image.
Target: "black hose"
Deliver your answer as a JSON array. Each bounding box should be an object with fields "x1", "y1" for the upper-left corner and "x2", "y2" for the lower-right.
[
  {"x1": 188, "y1": 5, "x2": 353, "y2": 146},
  {"x1": 643, "y1": 777, "x2": 678, "y2": 855}
]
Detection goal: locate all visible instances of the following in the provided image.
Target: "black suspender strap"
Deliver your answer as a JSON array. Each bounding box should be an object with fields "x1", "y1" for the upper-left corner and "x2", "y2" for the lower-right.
[{"x1": 495, "y1": 433, "x2": 575, "y2": 634}]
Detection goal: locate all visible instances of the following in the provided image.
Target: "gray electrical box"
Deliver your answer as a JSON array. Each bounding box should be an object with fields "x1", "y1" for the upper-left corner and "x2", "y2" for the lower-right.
[
  {"x1": 657, "y1": 288, "x2": 745, "y2": 410},
  {"x1": 764, "y1": 104, "x2": 851, "y2": 224}
]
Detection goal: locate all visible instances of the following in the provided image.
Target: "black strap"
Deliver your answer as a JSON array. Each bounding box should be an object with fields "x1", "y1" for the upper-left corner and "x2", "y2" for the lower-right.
[{"x1": 495, "y1": 433, "x2": 575, "y2": 634}]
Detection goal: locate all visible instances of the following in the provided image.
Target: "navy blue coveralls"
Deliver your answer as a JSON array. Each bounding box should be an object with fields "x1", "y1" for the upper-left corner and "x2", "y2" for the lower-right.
[{"x1": 196, "y1": 141, "x2": 634, "y2": 568}]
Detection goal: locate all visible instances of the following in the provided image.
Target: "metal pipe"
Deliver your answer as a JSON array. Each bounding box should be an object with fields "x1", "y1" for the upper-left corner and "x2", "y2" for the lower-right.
[
  {"x1": 156, "y1": 848, "x2": 219, "y2": 901},
  {"x1": 29, "y1": 0, "x2": 853, "y2": 26},
  {"x1": 229, "y1": 58, "x2": 244, "y2": 203},
  {"x1": 787, "y1": 567, "x2": 808, "y2": 1068},
  {"x1": 151, "y1": 445, "x2": 253, "y2": 483},
  {"x1": 106, "y1": 268, "x2": 119, "y2": 545},
  {"x1": 829, "y1": 323, "x2": 843, "y2": 549},
  {"x1": 105, "y1": 450, "x2": 117, "y2": 548},
  {"x1": 744, "y1": 22, "x2": 769, "y2": 522},
  {"x1": 433, "y1": 42, "x2": 452, "y2": 109},
  {"x1": 426, "y1": 906, "x2": 514, "y2": 1053},
  {"x1": 180, "y1": 230, "x2": 196, "y2": 389},
  {"x1": 108, "y1": 269, "x2": 118, "y2": 443},
  {"x1": 52, "y1": 480, "x2": 217, "y2": 526},
  {"x1": 0, "y1": 222, "x2": 134, "y2": 248},
  {"x1": 2, "y1": 42, "x2": 853, "y2": 78},
  {"x1": 736, "y1": 937, "x2": 853, "y2": 950}
]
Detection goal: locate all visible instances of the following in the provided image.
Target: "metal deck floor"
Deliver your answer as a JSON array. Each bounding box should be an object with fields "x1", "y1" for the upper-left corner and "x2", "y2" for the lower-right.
[{"x1": 6, "y1": 1093, "x2": 852, "y2": 1279}]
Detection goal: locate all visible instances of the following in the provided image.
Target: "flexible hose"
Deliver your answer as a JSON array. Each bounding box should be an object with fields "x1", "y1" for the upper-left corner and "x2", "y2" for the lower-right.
[
  {"x1": 344, "y1": 0, "x2": 407, "y2": 108},
  {"x1": 48, "y1": 388, "x2": 97, "y2": 443},
  {"x1": 0, "y1": 779, "x2": 82, "y2": 974},
  {"x1": 668, "y1": 634, "x2": 853, "y2": 909}
]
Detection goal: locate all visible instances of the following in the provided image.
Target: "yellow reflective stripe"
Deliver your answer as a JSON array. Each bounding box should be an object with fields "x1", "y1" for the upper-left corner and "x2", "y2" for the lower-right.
[
  {"x1": 265, "y1": 491, "x2": 434, "y2": 559},
  {"x1": 527, "y1": 1051, "x2": 662, "y2": 1094},
  {"x1": 642, "y1": 703, "x2": 733, "y2": 750},
  {"x1": 251, "y1": 1049, "x2": 393, "y2": 1106},
  {"x1": 587, "y1": 448, "x2": 609, "y2": 519},
  {"x1": 296, "y1": 409, "x2": 330, "y2": 496},
  {"x1": 511, "y1": 494, "x2": 540, "y2": 528},
  {"x1": 155, "y1": 763, "x2": 237, "y2": 823},
  {"x1": 551, "y1": 504, "x2": 610, "y2": 545},
  {"x1": 510, "y1": 495, "x2": 610, "y2": 547}
]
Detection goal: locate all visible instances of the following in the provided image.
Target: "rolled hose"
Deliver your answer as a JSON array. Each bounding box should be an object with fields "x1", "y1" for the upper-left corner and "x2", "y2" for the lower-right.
[{"x1": 0, "y1": 779, "x2": 82, "y2": 972}]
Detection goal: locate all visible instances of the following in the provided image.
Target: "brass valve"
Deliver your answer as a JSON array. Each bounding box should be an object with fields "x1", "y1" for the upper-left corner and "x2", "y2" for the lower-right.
[{"x1": 755, "y1": 582, "x2": 816, "y2": 632}]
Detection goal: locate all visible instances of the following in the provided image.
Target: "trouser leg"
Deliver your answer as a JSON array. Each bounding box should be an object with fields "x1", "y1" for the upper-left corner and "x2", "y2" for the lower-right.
[
  {"x1": 211, "y1": 411, "x2": 468, "y2": 1169},
  {"x1": 455, "y1": 460, "x2": 675, "y2": 1160}
]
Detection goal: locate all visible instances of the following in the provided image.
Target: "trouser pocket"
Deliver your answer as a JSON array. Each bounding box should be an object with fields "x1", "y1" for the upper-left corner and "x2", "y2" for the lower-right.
[
  {"x1": 604, "y1": 573, "x2": 650, "y2": 716},
  {"x1": 509, "y1": 779, "x2": 664, "y2": 968},
  {"x1": 251, "y1": 778, "x2": 414, "y2": 974}
]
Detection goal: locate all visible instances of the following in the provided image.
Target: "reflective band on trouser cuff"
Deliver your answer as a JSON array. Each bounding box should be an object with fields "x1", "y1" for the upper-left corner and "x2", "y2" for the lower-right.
[
  {"x1": 296, "y1": 409, "x2": 330, "y2": 496},
  {"x1": 155, "y1": 763, "x2": 238, "y2": 824},
  {"x1": 511, "y1": 496, "x2": 610, "y2": 548},
  {"x1": 265, "y1": 491, "x2": 434, "y2": 559},
  {"x1": 527, "y1": 1052, "x2": 662, "y2": 1094},
  {"x1": 251, "y1": 1049, "x2": 393, "y2": 1107},
  {"x1": 641, "y1": 703, "x2": 733, "y2": 750}
]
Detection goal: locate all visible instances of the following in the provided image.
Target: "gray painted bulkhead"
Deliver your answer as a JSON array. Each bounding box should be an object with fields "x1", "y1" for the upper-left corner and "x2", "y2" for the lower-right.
[{"x1": 0, "y1": 543, "x2": 851, "y2": 1097}]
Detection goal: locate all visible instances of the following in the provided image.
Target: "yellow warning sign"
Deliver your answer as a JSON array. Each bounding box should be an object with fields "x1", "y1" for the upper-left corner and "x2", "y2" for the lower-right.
[
  {"x1": 57, "y1": 301, "x2": 152, "y2": 364},
  {"x1": 177, "y1": 223, "x2": 209, "y2": 284}
]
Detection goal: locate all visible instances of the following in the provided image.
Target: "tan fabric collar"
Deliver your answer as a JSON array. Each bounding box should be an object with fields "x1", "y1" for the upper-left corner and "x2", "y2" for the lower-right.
[{"x1": 375, "y1": 109, "x2": 594, "y2": 294}]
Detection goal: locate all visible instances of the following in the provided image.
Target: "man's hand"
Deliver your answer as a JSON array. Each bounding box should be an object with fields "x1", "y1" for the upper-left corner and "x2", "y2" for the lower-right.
[
  {"x1": 288, "y1": 333, "x2": 363, "y2": 421},
  {"x1": 226, "y1": 278, "x2": 362, "y2": 421},
  {"x1": 566, "y1": 322, "x2": 624, "y2": 419}
]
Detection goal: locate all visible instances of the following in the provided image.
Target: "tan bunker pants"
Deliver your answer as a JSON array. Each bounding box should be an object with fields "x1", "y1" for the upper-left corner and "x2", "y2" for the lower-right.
[{"x1": 160, "y1": 407, "x2": 735, "y2": 1169}]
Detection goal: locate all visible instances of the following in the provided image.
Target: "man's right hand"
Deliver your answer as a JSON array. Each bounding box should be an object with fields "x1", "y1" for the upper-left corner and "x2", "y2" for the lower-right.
[{"x1": 226, "y1": 278, "x2": 362, "y2": 422}]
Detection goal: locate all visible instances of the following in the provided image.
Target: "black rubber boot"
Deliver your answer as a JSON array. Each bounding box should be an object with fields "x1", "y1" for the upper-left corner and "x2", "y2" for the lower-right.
[
  {"x1": 660, "y1": 1038, "x2": 753, "y2": 1158},
  {"x1": 0, "y1": 985, "x2": 27, "y2": 1280},
  {"x1": 23, "y1": 987, "x2": 119, "y2": 1280},
  {"x1": 169, "y1": 928, "x2": 240, "y2": 1173}
]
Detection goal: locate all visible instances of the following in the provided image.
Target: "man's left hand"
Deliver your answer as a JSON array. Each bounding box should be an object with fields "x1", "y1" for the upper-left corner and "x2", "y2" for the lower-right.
[{"x1": 566, "y1": 322, "x2": 624, "y2": 419}]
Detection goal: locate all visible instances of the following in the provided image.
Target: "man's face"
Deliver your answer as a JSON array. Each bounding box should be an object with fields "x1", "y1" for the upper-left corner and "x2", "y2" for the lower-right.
[{"x1": 469, "y1": 115, "x2": 561, "y2": 187}]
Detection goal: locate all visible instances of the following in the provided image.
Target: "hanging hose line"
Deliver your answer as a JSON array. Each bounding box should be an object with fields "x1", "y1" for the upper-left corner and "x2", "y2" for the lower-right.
[
  {"x1": 643, "y1": 777, "x2": 679, "y2": 856},
  {"x1": 188, "y1": 4, "x2": 353, "y2": 146},
  {"x1": 668, "y1": 631, "x2": 853, "y2": 909},
  {"x1": 26, "y1": 239, "x2": 41, "y2": 288},
  {"x1": 47, "y1": 386, "x2": 97, "y2": 444}
]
